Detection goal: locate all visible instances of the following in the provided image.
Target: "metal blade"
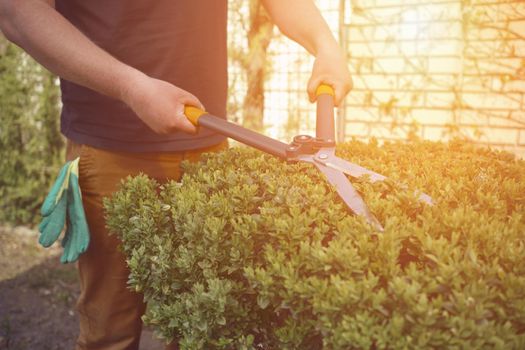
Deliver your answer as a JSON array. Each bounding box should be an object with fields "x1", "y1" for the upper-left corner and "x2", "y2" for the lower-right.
[
  {"x1": 316, "y1": 163, "x2": 384, "y2": 232},
  {"x1": 415, "y1": 192, "x2": 434, "y2": 206},
  {"x1": 315, "y1": 151, "x2": 434, "y2": 206},
  {"x1": 321, "y1": 154, "x2": 387, "y2": 182}
]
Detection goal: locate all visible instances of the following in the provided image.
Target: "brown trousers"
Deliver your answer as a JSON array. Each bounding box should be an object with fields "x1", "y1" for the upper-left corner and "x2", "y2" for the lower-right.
[{"x1": 67, "y1": 140, "x2": 227, "y2": 350}]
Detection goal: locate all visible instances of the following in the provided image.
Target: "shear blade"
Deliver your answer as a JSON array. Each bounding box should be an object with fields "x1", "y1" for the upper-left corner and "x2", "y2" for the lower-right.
[
  {"x1": 316, "y1": 164, "x2": 384, "y2": 232},
  {"x1": 416, "y1": 192, "x2": 434, "y2": 206},
  {"x1": 322, "y1": 154, "x2": 434, "y2": 206},
  {"x1": 322, "y1": 156, "x2": 387, "y2": 182}
]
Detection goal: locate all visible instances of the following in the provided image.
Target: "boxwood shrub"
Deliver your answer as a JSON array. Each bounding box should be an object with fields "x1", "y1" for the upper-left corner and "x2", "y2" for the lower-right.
[{"x1": 104, "y1": 139, "x2": 525, "y2": 349}]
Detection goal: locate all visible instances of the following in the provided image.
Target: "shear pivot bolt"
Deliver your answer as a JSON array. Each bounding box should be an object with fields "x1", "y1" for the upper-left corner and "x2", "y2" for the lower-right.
[{"x1": 318, "y1": 154, "x2": 328, "y2": 160}]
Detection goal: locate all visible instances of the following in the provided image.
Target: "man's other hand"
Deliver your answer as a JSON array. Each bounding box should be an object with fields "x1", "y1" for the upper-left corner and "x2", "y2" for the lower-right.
[
  {"x1": 307, "y1": 47, "x2": 353, "y2": 107},
  {"x1": 122, "y1": 74, "x2": 203, "y2": 135}
]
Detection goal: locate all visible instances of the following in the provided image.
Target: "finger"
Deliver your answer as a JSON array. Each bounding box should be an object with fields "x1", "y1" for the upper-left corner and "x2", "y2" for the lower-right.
[
  {"x1": 333, "y1": 83, "x2": 345, "y2": 107},
  {"x1": 180, "y1": 93, "x2": 205, "y2": 111},
  {"x1": 177, "y1": 115, "x2": 198, "y2": 134},
  {"x1": 333, "y1": 79, "x2": 353, "y2": 107},
  {"x1": 41, "y1": 162, "x2": 71, "y2": 216},
  {"x1": 68, "y1": 171, "x2": 90, "y2": 253},
  {"x1": 307, "y1": 76, "x2": 324, "y2": 103},
  {"x1": 61, "y1": 223, "x2": 77, "y2": 264},
  {"x1": 174, "y1": 105, "x2": 198, "y2": 134},
  {"x1": 38, "y1": 194, "x2": 68, "y2": 247}
]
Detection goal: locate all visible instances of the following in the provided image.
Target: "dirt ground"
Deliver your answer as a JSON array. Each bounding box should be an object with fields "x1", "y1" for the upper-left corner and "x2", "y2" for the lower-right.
[{"x1": 0, "y1": 225, "x2": 164, "y2": 350}]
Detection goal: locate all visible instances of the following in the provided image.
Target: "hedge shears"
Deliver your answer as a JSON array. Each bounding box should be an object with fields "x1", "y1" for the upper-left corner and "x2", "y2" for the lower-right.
[{"x1": 184, "y1": 84, "x2": 432, "y2": 231}]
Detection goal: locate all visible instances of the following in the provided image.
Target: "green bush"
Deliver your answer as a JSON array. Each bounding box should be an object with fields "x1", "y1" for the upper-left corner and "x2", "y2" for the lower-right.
[
  {"x1": 0, "y1": 40, "x2": 64, "y2": 225},
  {"x1": 105, "y1": 139, "x2": 525, "y2": 349}
]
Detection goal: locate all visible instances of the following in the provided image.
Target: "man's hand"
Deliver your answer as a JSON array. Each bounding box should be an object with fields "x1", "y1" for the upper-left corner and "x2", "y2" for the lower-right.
[
  {"x1": 261, "y1": 0, "x2": 353, "y2": 106},
  {"x1": 307, "y1": 47, "x2": 353, "y2": 107},
  {"x1": 122, "y1": 74, "x2": 203, "y2": 134}
]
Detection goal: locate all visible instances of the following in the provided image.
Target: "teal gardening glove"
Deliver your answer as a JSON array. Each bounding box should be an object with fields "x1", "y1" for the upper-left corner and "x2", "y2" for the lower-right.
[{"x1": 38, "y1": 158, "x2": 90, "y2": 263}]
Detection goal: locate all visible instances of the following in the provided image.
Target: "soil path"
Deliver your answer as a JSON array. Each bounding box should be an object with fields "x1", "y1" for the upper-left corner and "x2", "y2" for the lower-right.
[{"x1": 0, "y1": 226, "x2": 163, "y2": 349}]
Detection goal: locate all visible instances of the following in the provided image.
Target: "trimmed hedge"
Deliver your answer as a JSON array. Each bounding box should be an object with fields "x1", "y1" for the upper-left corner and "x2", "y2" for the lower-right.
[{"x1": 105, "y1": 139, "x2": 525, "y2": 349}]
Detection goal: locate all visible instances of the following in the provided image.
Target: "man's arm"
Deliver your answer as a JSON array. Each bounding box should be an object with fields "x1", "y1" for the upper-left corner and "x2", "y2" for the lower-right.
[
  {"x1": 261, "y1": 0, "x2": 352, "y2": 106},
  {"x1": 0, "y1": 0, "x2": 199, "y2": 134}
]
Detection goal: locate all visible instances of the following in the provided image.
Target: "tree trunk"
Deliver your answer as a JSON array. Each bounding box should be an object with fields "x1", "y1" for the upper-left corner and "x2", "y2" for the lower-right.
[{"x1": 242, "y1": 0, "x2": 273, "y2": 132}]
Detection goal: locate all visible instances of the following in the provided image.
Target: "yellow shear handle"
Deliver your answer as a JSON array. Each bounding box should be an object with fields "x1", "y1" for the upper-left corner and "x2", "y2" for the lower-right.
[
  {"x1": 315, "y1": 84, "x2": 335, "y2": 97},
  {"x1": 184, "y1": 106, "x2": 207, "y2": 126}
]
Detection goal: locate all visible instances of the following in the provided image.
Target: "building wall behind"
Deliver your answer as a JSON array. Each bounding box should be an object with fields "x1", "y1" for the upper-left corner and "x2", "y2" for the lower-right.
[{"x1": 344, "y1": 0, "x2": 525, "y2": 157}]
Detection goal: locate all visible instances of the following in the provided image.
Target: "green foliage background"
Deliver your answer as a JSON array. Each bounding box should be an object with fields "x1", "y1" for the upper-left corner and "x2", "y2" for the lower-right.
[
  {"x1": 0, "y1": 39, "x2": 64, "y2": 225},
  {"x1": 105, "y1": 140, "x2": 525, "y2": 349}
]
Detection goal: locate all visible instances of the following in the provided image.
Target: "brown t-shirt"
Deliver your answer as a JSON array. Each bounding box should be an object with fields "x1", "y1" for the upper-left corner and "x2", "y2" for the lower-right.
[{"x1": 56, "y1": 0, "x2": 227, "y2": 152}]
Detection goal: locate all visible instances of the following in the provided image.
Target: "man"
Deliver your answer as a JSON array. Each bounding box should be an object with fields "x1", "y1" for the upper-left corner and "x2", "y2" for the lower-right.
[{"x1": 0, "y1": 0, "x2": 352, "y2": 348}]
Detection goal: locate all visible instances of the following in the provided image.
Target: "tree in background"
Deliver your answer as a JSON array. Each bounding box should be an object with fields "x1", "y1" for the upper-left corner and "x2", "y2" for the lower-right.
[
  {"x1": 229, "y1": 0, "x2": 274, "y2": 132},
  {"x1": 0, "y1": 36, "x2": 63, "y2": 225},
  {"x1": 243, "y1": 0, "x2": 273, "y2": 132}
]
